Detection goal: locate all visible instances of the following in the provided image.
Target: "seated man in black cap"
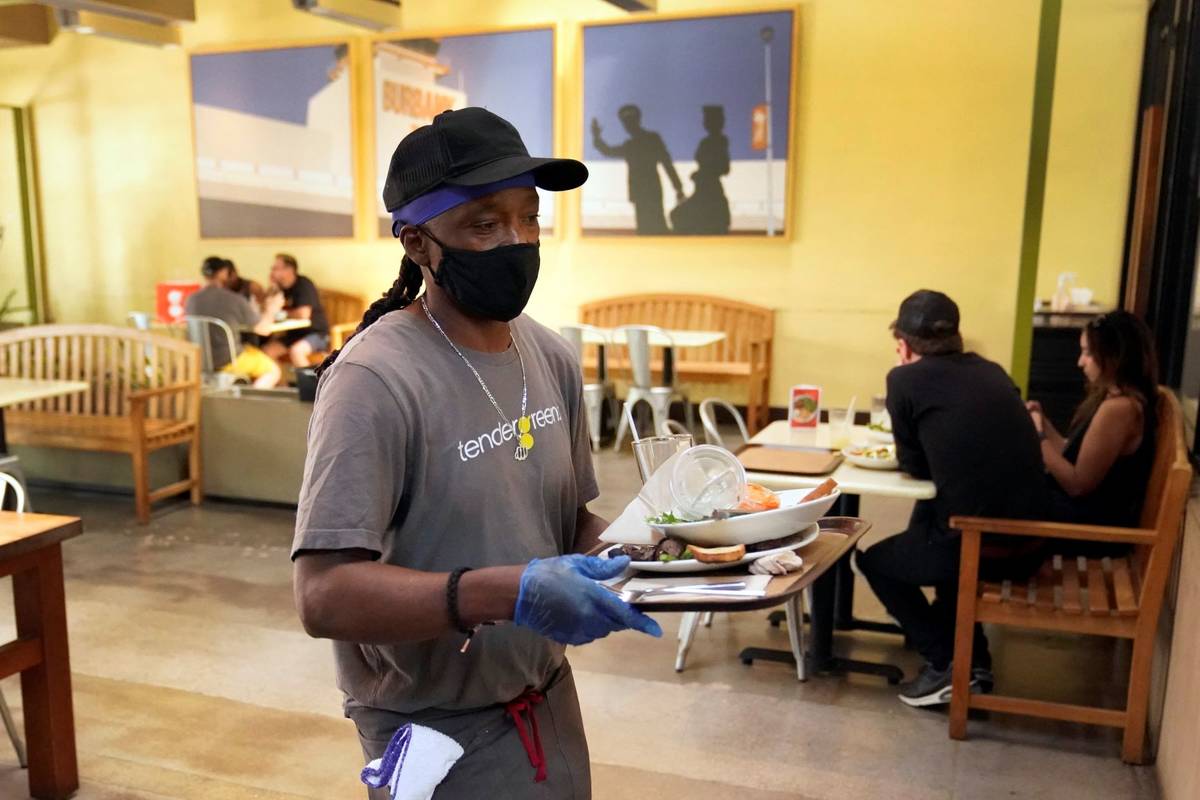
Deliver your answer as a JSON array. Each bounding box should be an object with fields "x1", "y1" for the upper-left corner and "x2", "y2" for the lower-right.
[{"x1": 856, "y1": 290, "x2": 1048, "y2": 708}]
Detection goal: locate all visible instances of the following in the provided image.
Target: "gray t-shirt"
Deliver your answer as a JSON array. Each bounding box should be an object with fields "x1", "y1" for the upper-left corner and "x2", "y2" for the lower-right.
[
  {"x1": 292, "y1": 308, "x2": 599, "y2": 715},
  {"x1": 184, "y1": 285, "x2": 258, "y2": 367}
]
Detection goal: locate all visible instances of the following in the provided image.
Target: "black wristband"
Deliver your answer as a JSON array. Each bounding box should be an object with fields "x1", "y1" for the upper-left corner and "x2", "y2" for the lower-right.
[{"x1": 446, "y1": 567, "x2": 474, "y2": 635}]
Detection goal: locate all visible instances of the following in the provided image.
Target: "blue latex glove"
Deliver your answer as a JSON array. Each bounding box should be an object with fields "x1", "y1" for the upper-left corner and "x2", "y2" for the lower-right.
[{"x1": 514, "y1": 554, "x2": 663, "y2": 645}]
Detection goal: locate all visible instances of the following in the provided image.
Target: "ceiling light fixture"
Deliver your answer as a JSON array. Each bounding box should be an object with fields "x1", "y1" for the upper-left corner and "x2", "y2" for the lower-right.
[
  {"x1": 292, "y1": 0, "x2": 401, "y2": 32},
  {"x1": 55, "y1": 8, "x2": 180, "y2": 47},
  {"x1": 600, "y1": 0, "x2": 657, "y2": 11}
]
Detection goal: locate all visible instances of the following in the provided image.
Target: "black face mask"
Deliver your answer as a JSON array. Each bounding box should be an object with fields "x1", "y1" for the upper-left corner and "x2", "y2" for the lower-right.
[{"x1": 421, "y1": 229, "x2": 540, "y2": 322}]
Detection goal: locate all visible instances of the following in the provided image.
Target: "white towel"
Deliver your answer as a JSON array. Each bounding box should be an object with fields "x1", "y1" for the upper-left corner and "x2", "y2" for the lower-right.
[{"x1": 360, "y1": 723, "x2": 464, "y2": 800}]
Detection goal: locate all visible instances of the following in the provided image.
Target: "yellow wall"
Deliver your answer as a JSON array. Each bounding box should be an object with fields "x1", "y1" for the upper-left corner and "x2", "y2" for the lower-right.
[{"x1": 0, "y1": 0, "x2": 1146, "y2": 407}]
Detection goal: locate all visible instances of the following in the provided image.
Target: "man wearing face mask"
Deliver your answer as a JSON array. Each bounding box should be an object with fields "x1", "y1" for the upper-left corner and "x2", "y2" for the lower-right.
[{"x1": 291, "y1": 107, "x2": 660, "y2": 799}]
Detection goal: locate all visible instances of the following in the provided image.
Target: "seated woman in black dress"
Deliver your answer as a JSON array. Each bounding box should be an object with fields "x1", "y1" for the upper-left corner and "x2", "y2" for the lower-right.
[{"x1": 1027, "y1": 311, "x2": 1158, "y2": 532}]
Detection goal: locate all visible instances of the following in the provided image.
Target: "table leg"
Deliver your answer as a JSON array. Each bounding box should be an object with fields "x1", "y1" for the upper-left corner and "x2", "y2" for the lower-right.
[
  {"x1": 14, "y1": 545, "x2": 79, "y2": 799},
  {"x1": 832, "y1": 494, "x2": 905, "y2": 637},
  {"x1": 741, "y1": 525, "x2": 905, "y2": 684},
  {"x1": 663, "y1": 346, "x2": 675, "y2": 386},
  {"x1": 0, "y1": 406, "x2": 7, "y2": 455},
  {"x1": 596, "y1": 344, "x2": 607, "y2": 384},
  {"x1": 784, "y1": 593, "x2": 807, "y2": 682}
]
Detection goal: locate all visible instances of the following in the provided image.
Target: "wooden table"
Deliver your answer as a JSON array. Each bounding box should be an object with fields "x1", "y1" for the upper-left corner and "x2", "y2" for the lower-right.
[
  {"x1": 739, "y1": 421, "x2": 938, "y2": 683},
  {"x1": 0, "y1": 379, "x2": 90, "y2": 454},
  {"x1": 0, "y1": 511, "x2": 81, "y2": 799},
  {"x1": 581, "y1": 326, "x2": 726, "y2": 386},
  {"x1": 258, "y1": 318, "x2": 310, "y2": 336},
  {"x1": 613, "y1": 517, "x2": 871, "y2": 681}
]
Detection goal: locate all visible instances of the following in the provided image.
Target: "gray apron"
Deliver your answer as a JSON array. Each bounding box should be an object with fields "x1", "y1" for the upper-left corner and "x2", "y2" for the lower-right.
[{"x1": 353, "y1": 662, "x2": 591, "y2": 800}]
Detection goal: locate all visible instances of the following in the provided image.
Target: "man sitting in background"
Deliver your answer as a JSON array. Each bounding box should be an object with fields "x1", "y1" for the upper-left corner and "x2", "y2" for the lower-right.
[
  {"x1": 856, "y1": 290, "x2": 1048, "y2": 707},
  {"x1": 261, "y1": 253, "x2": 329, "y2": 368},
  {"x1": 186, "y1": 256, "x2": 284, "y2": 388},
  {"x1": 224, "y1": 258, "x2": 265, "y2": 308}
]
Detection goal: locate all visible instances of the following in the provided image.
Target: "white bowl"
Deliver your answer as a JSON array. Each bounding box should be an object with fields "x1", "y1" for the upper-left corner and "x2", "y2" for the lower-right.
[
  {"x1": 842, "y1": 445, "x2": 899, "y2": 470},
  {"x1": 648, "y1": 488, "x2": 840, "y2": 547}
]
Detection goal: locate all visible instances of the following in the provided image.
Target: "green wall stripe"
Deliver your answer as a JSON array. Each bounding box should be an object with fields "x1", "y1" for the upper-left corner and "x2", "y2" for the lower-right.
[
  {"x1": 12, "y1": 106, "x2": 42, "y2": 324},
  {"x1": 1011, "y1": 0, "x2": 1063, "y2": 393}
]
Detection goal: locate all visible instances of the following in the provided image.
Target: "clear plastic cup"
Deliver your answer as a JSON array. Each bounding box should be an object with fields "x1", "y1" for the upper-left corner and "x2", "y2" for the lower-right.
[
  {"x1": 870, "y1": 395, "x2": 888, "y2": 426},
  {"x1": 631, "y1": 434, "x2": 694, "y2": 484},
  {"x1": 828, "y1": 408, "x2": 851, "y2": 450},
  {"x1": 670, "y1": 444, "x2": 747, "y2": 519}
]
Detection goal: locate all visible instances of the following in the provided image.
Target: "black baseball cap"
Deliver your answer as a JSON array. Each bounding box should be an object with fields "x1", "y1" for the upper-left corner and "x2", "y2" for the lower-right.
[
  {"x1": 893, "y1": 290, "x2": 960, "y2": 339},
  {"x1": 382, "y1": 107, "x2": 587, "y2": 213}
]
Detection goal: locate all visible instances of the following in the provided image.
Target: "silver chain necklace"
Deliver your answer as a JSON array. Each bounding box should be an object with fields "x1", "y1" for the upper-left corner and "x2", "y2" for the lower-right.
[{"x1": 420, "y1": 296, "x2": 534, "y2": 461}]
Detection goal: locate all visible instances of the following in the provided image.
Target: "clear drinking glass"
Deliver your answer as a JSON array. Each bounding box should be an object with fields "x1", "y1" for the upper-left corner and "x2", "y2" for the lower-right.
[
  {"x1": 828, "y1": 408, "x2": 851, "y2": 450},
  {"x1": 870, "y1": 394, "x2": 888, "y2": 427},
  {"x1": 631, "y1": 434, "x2": 694, "y2": 484}
]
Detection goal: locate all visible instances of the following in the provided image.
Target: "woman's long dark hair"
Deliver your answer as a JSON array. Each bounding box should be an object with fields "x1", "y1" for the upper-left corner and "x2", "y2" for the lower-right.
[
  {"x1": 1070, "y1": 311, "x2": 1158, "y2": 432},
  {"x1": 315, "y1": 256, "x2": 424, "y2": 375}
]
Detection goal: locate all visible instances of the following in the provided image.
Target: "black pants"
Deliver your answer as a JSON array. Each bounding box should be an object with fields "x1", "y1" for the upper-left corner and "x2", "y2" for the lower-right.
[{"x1": 856, "y1": 528, "x2": 993, "y2": 672}]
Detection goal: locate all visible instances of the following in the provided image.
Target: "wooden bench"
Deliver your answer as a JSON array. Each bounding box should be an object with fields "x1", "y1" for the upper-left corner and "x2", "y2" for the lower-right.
[
  {"x1": 0, "y1": 325, "x2": 203, "y2": 524},
  {"x1": 318, "y1": 288, "x2": 367, "y2": 352},
  {"x1": 579, "y1": 294, "x2": 774, "y2": 433},
  {"x1": 949, "y1": 388, "x2": 1192, "y2": 763}
]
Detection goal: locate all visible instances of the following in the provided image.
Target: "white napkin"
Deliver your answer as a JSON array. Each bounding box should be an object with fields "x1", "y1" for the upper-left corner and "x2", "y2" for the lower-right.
[
  {"x1": 360, "y1": 723, "x2": 464, "y2": 800},
  {"x1": 599, "y1": 451, "x2": 686, "y2": 545},
  {"x1": 749, "y1": 550, "x2": 804, "y2": 576}
]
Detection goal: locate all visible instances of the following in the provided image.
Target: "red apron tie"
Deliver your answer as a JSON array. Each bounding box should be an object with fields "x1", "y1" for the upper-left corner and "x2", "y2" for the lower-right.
[{"x1": 504, "y1": 689, "x2": 547, "y2": 783}]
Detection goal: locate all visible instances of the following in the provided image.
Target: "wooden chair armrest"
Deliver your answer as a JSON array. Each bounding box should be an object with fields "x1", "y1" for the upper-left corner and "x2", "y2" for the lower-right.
[
  {"x1": 329, "y1": 321, "x2": 358, "y2": 350},
  {"x1": 950, "y1": 516, "x2": 1158, "y2": 545},
  {"x1": 128, "y1": 382, "x2": 200, "y2": 402}
]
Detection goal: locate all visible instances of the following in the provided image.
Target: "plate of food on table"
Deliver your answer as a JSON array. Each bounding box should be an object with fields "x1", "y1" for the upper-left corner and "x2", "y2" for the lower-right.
[
  {"x1": 866, "y1": 421, "x2": 894, "y2": 443},
  {"x1": 842, "y1": 444, "x2": 899, "y2": 470}
]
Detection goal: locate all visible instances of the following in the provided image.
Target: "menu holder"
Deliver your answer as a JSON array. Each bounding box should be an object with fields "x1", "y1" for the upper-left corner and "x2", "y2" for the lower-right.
[{"x1": 736, "y1": 444, "x2": 842, "y2": 476}]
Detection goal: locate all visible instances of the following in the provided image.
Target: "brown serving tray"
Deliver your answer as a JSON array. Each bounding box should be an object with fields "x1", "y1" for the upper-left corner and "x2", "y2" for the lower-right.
[
  {"x1": 618, "y1": 516, "x2": 871, "y2": 612},
  {"x1": 736, "y1": 444, "x2": 842, "y2": 476}
]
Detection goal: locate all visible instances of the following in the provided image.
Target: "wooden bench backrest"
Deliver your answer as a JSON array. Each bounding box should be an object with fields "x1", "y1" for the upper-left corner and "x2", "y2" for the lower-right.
[
  {"x1": 1134, "y1": 388, "x2": 1192, "y2": 606},
  {"x1": 0, "y1": 324, "x2": 200, "y2": 421},
  {"x1": 318, "y1": 289, "x2": 367, "y2": 329},
  {"x1": 579, "y1": 294, "x2": 774, "y2": 364}
]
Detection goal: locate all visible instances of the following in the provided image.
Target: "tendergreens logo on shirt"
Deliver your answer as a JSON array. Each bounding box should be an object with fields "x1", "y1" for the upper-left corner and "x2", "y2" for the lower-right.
[{"x1": 457, "y1": 404, "x2": 564, "y2": 462}]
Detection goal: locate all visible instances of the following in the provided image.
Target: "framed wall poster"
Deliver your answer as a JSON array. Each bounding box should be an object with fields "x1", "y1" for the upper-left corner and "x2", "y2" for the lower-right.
[
  {"x1": 582, "y1": 9, "x2": 795, "y2": 237},
  {"x1": 372, "y1": 27, "x2": 556, "y2": 237},
  {"x1": 190, "y1": 43, "x2": 356, "y2": 239}
]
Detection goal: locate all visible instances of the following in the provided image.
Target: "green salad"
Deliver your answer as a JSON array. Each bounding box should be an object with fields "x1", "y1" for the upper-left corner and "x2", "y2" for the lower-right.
[{"x1": 646, "y1": 511, "x2": 686, "y2": 525}]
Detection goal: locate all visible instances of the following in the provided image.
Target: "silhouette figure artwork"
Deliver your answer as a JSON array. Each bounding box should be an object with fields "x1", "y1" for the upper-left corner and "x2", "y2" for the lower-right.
[
  {"x1": 592, "y1": 104, "x2": 684, "y2": 235},
  {"x1": 670, "y1": 105, "x2": 732, "y2": 235}
]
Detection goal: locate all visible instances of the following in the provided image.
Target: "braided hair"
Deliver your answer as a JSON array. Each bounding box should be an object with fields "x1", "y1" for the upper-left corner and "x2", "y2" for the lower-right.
[{"x1": 315, "y1": 255, "x2": 424, "y2": 375}]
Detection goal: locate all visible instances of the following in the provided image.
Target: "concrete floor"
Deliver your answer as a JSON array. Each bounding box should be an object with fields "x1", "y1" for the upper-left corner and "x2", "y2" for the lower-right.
[{"x1": 0, "y1": 445, "x2": 1160, "y2": 799}]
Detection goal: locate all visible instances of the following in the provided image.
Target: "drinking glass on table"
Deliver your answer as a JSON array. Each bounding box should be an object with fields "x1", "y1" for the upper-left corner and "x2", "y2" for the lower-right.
[
  {"x1": 631, "y1": 434, "x2": 693, "y2": 484},
  {"x1": 870, "y1": 394, "x2": 888, "y2": 427},
  {"x1": 828, "y1": 408, "x2": 851, "y2": 450}
]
